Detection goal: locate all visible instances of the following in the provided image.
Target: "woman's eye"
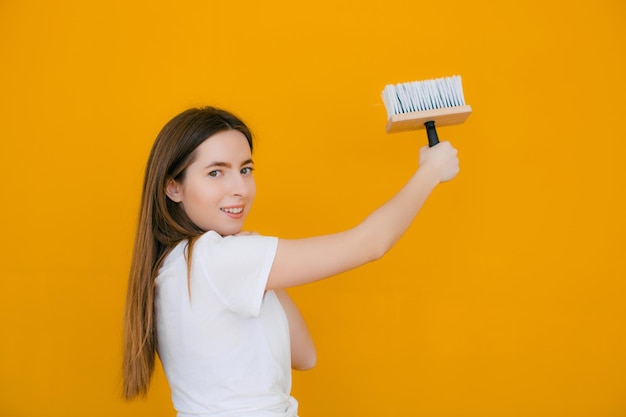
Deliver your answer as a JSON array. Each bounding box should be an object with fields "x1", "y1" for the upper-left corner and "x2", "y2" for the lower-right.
[
  {"x1": 208, "y1": 170, "x2": 222, "y2": 178},
  {"x1": 241, "y1": 167, "x2": 254, "y2": 175}
]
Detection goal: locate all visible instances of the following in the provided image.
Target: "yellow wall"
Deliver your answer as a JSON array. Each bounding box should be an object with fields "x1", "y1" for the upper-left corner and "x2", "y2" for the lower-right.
[{"x1": 1, "y1": 1, "x2": 624, "y2": 416}]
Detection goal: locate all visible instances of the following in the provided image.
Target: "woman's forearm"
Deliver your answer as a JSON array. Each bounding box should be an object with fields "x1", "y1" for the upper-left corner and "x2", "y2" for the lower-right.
[
  {"x1": 267, "y1": 141, "x2": 459, "y2": 290},
  {"x1": 356, "y1": 163, "x2": 440, "y2": 260}
]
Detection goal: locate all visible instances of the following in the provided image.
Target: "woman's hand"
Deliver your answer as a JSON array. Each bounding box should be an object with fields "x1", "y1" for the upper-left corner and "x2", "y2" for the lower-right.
[
  {"x1": 234, "y1": 230, "x2": 258, "y2": 236},
  {"x1": 418, "y1": 141, "x2": 459, "y2": 183}
]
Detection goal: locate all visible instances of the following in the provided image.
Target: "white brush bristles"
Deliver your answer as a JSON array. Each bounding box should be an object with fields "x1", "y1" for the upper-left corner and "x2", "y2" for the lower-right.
[{"x1": 382, "y1": 75, "x2": 466, "y2": 119}]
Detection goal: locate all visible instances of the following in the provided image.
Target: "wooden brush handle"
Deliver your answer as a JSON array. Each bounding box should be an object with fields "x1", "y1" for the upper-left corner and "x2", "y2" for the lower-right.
[
  {"x1": 425, "y1": 121, "x2": 439, "y2": 147},
  {"x1": 385, "y1": 105, "x2": 472, "y2": 134}
]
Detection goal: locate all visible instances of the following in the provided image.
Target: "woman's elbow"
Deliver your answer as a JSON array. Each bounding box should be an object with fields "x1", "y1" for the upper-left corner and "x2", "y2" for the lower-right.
[
  {"x1": 358, "y1": 228, "x2": 393, "y2": 262},
  {"x1": 369, "y1": 238, "x2": 393, "y2": 262}
]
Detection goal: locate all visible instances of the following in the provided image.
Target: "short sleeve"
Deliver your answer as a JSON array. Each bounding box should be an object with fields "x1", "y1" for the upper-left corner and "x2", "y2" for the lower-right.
[{"x1": 192, "y1": 231, "x2": 278, "y2": 317}]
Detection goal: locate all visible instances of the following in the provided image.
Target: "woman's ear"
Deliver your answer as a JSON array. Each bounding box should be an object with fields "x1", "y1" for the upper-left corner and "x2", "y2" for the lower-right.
[{"x1": 165, "y1": 179, "x2": 183, "y2": 203}]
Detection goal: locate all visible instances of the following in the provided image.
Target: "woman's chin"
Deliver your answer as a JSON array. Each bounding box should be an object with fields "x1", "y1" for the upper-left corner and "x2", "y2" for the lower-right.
[{"x1": 213, "y1": 226, "x2": 243, "y2": 237}]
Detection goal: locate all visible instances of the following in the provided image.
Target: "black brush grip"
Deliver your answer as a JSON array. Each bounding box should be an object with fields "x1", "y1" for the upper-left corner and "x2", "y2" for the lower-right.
[{"x1": 425, "y1": 120, "x2": 439, "y2": 147}]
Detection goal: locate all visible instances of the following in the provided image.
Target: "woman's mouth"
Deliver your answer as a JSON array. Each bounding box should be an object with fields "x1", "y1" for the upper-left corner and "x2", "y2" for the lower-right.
[{"x1": 221, "y1": 206, "x2": 244, "y2": 218}]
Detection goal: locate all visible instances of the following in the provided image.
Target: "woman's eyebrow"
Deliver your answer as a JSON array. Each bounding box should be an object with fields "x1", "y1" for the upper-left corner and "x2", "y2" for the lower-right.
[
  {"x1": 204, "y1": 161, "x2": 230, "y2": 169},
  {"x1": 205, "y1": 159, "x2": 254, "y2": 169}
]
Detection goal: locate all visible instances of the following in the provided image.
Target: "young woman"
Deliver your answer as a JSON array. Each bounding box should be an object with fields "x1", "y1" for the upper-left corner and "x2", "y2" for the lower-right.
[{"x1": 123, "y1": 106, "x2": 459, "y2": 416}]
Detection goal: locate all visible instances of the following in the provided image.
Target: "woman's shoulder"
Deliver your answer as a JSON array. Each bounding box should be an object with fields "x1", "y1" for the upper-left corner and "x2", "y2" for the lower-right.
[
  {"x1": 196, "y1": 230, "x2": 223, "y2": 245},
  {"x1": 194, "y1": 231, "x2": 279, "y2": 260},
  {"x1": 197, "y1": 230, "x2": 277, "y2": 246}
]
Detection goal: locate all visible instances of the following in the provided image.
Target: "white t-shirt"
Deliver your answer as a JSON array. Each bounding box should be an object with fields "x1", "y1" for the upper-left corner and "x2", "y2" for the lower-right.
[{"x1": 155, "y1": 231, "x2": 298, "y2": 417}]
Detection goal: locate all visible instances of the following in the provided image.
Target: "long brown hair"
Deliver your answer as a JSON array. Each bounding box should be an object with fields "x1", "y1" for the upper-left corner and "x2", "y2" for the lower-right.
[{"x1": 122, "y1": 107, "x2": 253, "y2": 400}]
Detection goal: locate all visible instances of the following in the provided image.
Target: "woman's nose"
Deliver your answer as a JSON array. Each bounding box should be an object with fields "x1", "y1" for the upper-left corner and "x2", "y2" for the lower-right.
[{"x1": 229, "y1": 173, "x2": 249, "y2": 196}]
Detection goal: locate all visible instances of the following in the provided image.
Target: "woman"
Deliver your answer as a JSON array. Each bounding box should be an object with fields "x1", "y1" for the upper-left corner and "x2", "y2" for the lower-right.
[{"x1": 123, "y1": 106, "x2": 459, "y2": 416}]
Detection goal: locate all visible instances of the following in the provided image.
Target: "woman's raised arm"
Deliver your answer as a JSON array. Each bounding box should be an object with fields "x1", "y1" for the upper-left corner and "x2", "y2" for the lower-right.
[{"x1": 266, "y1": 141, "x2": 459, "y2": 290}]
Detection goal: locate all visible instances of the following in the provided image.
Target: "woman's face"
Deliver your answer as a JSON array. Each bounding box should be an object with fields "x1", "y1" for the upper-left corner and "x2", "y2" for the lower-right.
[{"x1": 166, "y1": 129, "x2": 256, "y2": 236}]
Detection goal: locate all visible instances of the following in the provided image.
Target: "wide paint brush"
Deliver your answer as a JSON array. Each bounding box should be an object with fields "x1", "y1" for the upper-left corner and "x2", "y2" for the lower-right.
[{"x1": 382, "y1": 75, "x2": 472, "y2": 147}]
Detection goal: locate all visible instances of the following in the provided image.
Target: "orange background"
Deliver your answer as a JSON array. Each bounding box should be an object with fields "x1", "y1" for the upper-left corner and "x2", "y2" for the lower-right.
[{"x1": 1, "y1": 1, "x2": 625, "y2": 416}]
